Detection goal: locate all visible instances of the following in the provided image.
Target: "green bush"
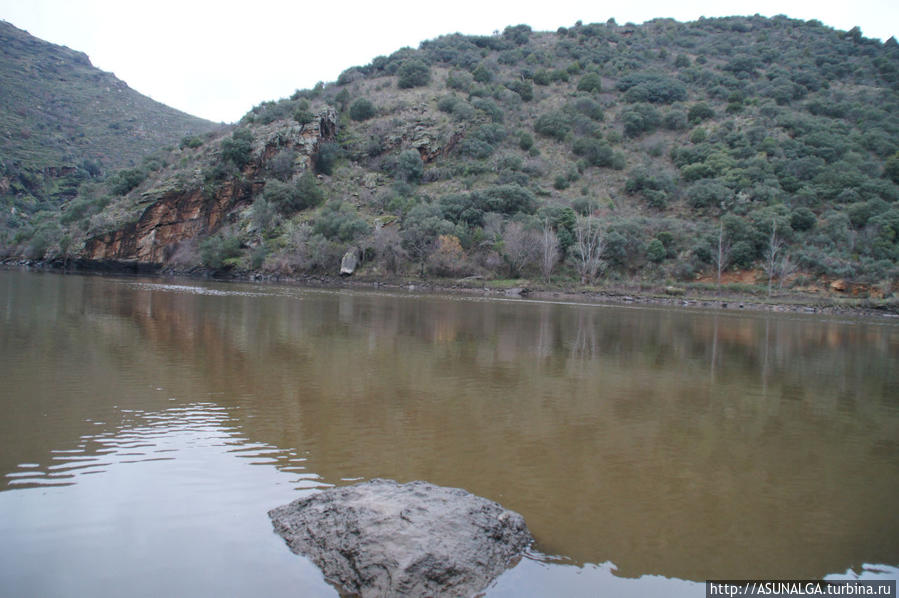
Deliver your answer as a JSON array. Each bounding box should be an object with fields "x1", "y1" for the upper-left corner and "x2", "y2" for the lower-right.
[
  {"x1": 688, "y1": 103, "x2": 715, "y2": 124},
  {"x1": 577, "y1": 72, "x2": 602, "y2": 93},
  {"x1": 263, "y1": 172, "x2": 324, "y2": 215},
  {"x1": 686, "y1": 179, "x2": 733, "y2": 209},
  {"x1": 646, "y1": 238, "x2": 667, "y2": 262},
  {"x1": 617, "y1": 73, "x2": 687, "y2": 104},
  {"x1": 534, "y1": 112, "x2": 572, "y2": 141},
  {"x1": 471, "y1": 98, "x2": 504, "y2": 122},
  {"x1": 395, "y1": 149, "x2": 424, "y2": 183},
  {"x1": 221, "y1": 129, "x2": 254, "y2": 169},
  {"x1": 314, "y1": 201, "x2": 371, "y2": 242},
  {"x1": 314, "y1": 142, "x2": 340, "y2": 175},
  {"x1": 200, "y1": 234, "x2": 242, "y2": 269},
  {"x1": 505, "y1": 80, "x2": 533, "y2": 101},
  {"x1": 519, "y1": 132, "x2": 534, "y2": 151},
  {"x1": 790, "y1": 207, "x2": 817, "y2": 231},
  {"x1": 109, "y1": 167, "x2": 147, "y2": 196},
  {"x1": 397, "y1": 59, "x2": 431, "y2": 88},
  {"x1": 179, "y1": 135, "x2": 204, "y2": 149},
  {"x1": 572, "y1": 138, "x2": 614, "y2": 167},
  {"x1": 349, "y1": 98, "x2": 377, "y2": 121}
]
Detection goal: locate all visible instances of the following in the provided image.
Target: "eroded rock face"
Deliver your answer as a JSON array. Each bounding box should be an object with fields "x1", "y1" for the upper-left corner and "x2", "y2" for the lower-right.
[
  {"x1": 268, "y1": 479, "x2": 532, "y2": 597},
  {"x1": 82, "y1": 109, "x2": 338, "y2": 265}
]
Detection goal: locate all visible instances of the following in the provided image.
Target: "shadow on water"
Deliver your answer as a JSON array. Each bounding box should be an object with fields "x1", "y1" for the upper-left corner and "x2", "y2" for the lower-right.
[{"x1": 1, "y1": 270, "x2": 897, "y2": 588}]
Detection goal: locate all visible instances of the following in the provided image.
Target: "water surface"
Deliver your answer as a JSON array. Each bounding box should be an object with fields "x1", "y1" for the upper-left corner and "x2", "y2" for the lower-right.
[{"x1": 1, "y1": 271, "x2": 897, "y2": 596}]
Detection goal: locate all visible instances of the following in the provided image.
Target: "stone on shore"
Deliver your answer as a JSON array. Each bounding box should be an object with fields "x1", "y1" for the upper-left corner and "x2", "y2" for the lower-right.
[{"x1": 268, "y1": 478, "x2": 532, "y2": 597}]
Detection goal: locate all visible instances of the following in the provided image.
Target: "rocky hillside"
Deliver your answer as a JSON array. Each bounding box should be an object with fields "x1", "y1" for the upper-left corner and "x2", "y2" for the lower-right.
[
  {"x1": 0, "y1": 20, "x2": 220, "y2": 230},
  {"x1": 7, "y1": 16, "x2": 899, "y2": 297}
]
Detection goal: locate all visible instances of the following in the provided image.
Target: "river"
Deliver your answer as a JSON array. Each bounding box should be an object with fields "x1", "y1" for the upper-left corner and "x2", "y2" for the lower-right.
[{"x1": 1, "y1": 270, "x2": 897, "y2": 596}]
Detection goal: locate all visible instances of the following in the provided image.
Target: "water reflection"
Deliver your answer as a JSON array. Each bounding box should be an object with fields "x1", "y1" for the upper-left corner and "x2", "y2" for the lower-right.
[{"x1": 1, "y1": 271, "x2": 897, "y2": 590}]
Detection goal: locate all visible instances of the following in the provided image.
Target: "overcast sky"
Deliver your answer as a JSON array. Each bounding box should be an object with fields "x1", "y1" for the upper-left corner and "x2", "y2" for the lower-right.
[{"x1": 1, "y1": 0, "x2": 896, "y2": 123}]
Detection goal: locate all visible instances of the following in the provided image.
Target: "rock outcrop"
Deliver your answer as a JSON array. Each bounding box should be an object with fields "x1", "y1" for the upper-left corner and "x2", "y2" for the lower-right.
[
  {"x1": 81, "y1": 110, "x2": 337, "y2": 265},
  {"x1": 268, "y1": 479, "x2": 532, "y2": 597},
  {"x1": 340, "y1": 247, "x2": 361, "y2": 276}
]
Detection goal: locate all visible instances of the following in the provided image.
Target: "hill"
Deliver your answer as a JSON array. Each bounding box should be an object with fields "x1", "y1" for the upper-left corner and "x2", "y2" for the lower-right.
[
  {"x1": 7, "y1": 15, "x2": 899, "y2": 299},
  {"x1": 0, "y1": 20, "x2": 220, "y2": 228}
]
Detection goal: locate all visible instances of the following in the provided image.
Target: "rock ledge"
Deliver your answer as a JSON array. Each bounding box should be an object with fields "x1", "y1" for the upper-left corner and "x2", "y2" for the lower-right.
[{"x1": 268, "y1": 478, "x2": 532, "y2": 597}]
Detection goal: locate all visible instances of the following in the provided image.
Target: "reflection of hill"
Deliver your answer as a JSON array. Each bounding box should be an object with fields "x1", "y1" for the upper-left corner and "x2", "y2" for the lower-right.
[{"x1": 2, "y1": 271, "x2": 898, "y2": 581}]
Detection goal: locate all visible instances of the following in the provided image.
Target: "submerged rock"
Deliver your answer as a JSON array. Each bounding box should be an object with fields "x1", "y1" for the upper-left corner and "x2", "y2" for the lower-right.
[{"x1": 268, "y1": 478, "x2": 532, "y2": 597}]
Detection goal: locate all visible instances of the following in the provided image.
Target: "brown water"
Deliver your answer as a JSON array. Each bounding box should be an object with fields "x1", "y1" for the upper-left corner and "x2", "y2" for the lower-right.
[{"x1": 1, "y1": 270, "x2": 897, "y2": 596}]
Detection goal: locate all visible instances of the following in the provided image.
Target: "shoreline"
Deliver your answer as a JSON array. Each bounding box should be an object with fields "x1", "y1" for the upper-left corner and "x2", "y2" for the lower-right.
[{"x1": 4, "y1": 257, "x2": 898, "y2": 319}]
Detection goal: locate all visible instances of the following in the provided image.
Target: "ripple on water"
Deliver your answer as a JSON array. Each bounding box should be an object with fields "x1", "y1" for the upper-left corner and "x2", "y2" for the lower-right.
[{"x1": 3, "y1": 402, "x2": 316, "y2": 491}]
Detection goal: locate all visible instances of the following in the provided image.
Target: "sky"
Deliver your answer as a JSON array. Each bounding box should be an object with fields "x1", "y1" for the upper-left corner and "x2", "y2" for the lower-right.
[{"x1": 1, "y1": 0, "x2": 896, "y2": 124}]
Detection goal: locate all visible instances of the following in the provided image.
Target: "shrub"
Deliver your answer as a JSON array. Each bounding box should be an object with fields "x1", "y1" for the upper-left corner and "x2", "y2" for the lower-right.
[
  {"x1": 395, "y1": 149, "x2": 424, "y2": 183},
  {"x1": 519, "y1": 132, "x2": 534, "y2": 151},
  {"x1": 622, "y1": 104, "x2": 662, "y2": 138},
  {"x1": 534, "y1": 112, "x2": 572, "y2": 141},
  {"x1": 180, "y1": 135, "x2": 204, "y2": 149},
  {"x1": 200, "y1": 233, "x2": 242, "y2": 269},
  {"x1": 571, "y1": 196, "x2": 598, "y2": 216},
  {"x1": 446, "y1": 69, "x2": 473, "y2": 91},
  {"x1": 664, "y1": 110, "x2": 688, "y2": 130},
  {"x1": 397, "y1": 60, "x2": 431, "y2": 88},
  {"x1": 349, "y1": 98, "x2": 376, "y2": 121},
  {"x1": 221, "y1": 129, "x2": 254, "y2": 169},
  {"x1": 505, "y1": 80, "x2": 533, "y2": 101},
  {"x1": 268, "y1": 148, "x2": 297, "y2": 181},
  {"x1": 485, "y1": 184, "x2": 536, "y2": 215},
  {"x1": 646, "y1": 238, "x2": 666, "y2": 262},
  {"x1": 572, "y1": 138, "x2": 614, "y2": 167},
  {"x1": 688, "y1": 102, "x2": 715, "y2": 123},
  {"x1": 314, "y1": 142, "x2": 340, "y2": 175},
  {"x1": 314, "y1": 201, "x2": 370, "y2": 242},
  {"x1": 570, "y1": 97, "x2": 604, "y2": 121},
  {"x1": 294, "y1": 107, "x2": 314, "y2": 126},
  {"x1": 617, "y1": 73, "x2": 687, "y2": 104},
  {"x1": 437, "y1": 95, "x2": 460, "y2": 113},
  {"x1": 686, "y1": 179, "x2": 733, "y2": 209},
  {"x1": 471, "y1": 98, "x2": 504, "y2": 122},
  {"x1": 109, "y1": 167, "x2": 147, "y2": 196},
  {"x1": 472, "y1": 64, "x2": 493, "y2": 83},
  {"x1": 577, "y1": 72, "x2": 602, "y2": 93},
  {"x1": 790, "y1": 207, "x2": 817, "y2": 231},
  {"x1": 883, "y1": 152, "x2": 899, "y2": 184}
]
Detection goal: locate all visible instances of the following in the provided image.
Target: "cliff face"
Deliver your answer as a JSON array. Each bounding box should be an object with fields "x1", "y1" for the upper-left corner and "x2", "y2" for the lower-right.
[
  {"x1": 82, "y1": 185, "x2": 239, "y2": 263},
  {"x1": 82, "y1": 110, "x2": 337, "y2": 265}
]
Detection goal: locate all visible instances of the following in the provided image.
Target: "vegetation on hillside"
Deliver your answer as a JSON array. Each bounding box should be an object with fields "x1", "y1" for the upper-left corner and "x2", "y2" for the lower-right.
[
  {"x1": 0, "y1": 20, "x2": 220, "y2": 242},
  {"x1": 4, "y1": 15, "x2": 899, "y2": 297}
]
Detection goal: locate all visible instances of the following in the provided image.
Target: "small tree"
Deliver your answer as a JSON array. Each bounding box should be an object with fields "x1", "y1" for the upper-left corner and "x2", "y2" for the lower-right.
[{"x1": 573, "y1": 216, "x2": 604, "y2": 284}]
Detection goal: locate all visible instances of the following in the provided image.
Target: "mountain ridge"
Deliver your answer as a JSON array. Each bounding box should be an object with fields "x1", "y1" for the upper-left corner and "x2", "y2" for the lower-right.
[{"x1": 0, "y1": 20, "x2": 221, "y2": 211}]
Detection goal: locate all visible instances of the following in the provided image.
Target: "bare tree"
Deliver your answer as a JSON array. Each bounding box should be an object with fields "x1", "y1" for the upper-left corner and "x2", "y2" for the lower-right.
[
  {"x1": 540, "y1": 219, "x2": 560, "y2": 284},
  {"x1": 502, "y1": 221, "x2": 541, "y2": 278},
  {"x1": 574, "y1": 216, "x2": 604, "y2": 285},
  {"x1": 764, "y1": 217, "x2": 784, "y2": 297},
  {"x1": 776, "y1": 252, "x2": 799, "y2": 289},
  {"x1": 713, "y1": 218, "x2": 732, "y2": 292},
  {"x1": 372, "y1": 224, "x2": 407, "y2": 275}
]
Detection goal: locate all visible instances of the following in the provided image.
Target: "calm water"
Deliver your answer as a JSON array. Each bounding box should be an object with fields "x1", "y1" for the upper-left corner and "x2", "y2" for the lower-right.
[{"x1": 1, "y1": 270, "x2": 897, "y2": 596}]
